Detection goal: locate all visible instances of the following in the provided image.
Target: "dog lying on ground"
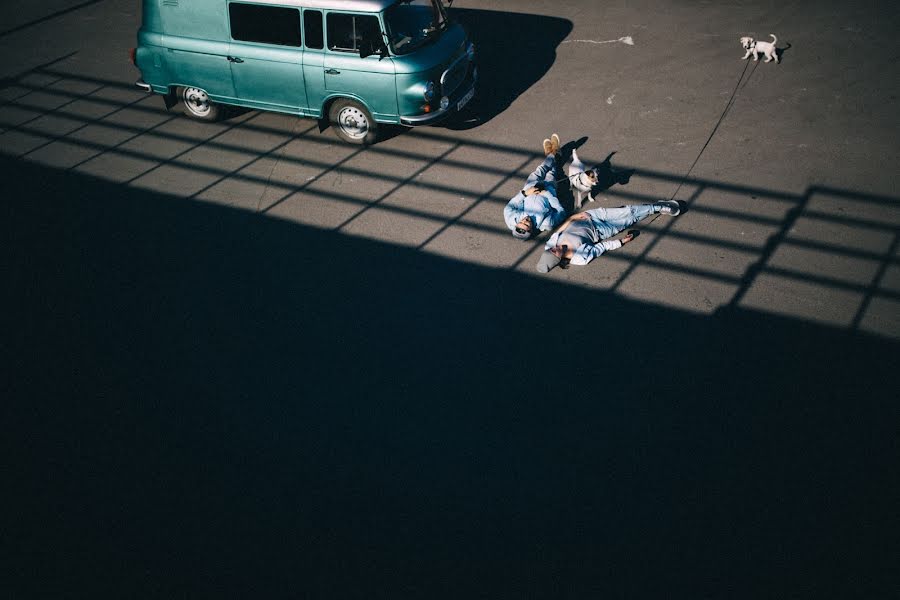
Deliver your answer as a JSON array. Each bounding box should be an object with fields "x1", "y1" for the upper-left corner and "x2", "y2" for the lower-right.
[
  {"x1": 741, "y1": 34, "x2": 779, "y2": 63},
  {"x1": 567, "y1": 148, "x2": 599, "y2": 210}
]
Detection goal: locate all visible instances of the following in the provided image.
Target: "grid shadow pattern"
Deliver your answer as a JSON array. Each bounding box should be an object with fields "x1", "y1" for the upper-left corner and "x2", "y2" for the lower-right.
[{"x1": 2, "y1": 64, "x2": 898, "y2": 337}]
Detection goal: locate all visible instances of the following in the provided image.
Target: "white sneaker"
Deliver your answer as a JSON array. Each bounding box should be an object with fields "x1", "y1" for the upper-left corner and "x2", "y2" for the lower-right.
[{"x1": 657, "y1": 201, "x2": 681, "y2": 216}]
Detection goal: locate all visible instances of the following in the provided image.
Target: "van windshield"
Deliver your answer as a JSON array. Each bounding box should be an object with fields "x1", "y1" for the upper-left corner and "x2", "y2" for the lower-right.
[{"x1": 383, "y1": 0, "x2": 449, "y2": 55}]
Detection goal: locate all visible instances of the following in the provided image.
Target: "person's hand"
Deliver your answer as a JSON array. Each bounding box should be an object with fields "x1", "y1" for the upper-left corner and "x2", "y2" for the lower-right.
[{"x1": 620, "y1": 232, "x2": 635, "y2": 245}]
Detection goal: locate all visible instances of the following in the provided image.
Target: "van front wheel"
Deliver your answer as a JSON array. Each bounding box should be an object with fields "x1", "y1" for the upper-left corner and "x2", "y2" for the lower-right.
[
  {"x1": 329, "y1": 99, "x2": 378, "y2": 145},
  {"x1": 181, "y1": 86, "x2": 223, "y2": 122}
]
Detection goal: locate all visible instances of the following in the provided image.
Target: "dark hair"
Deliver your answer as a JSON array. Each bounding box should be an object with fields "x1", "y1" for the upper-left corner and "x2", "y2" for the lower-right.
[
  {"x1": 512, "y1": 215, "x2": 534, "y2": 239},
  {"x1": 558, "y1": 244, "x2": 570, "y2": 268}
]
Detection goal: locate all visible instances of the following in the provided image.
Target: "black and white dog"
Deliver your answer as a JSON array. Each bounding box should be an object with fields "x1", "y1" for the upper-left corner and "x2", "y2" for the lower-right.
[{"x1": 567, "y1": 149, "x2": 599, "y2": 210}]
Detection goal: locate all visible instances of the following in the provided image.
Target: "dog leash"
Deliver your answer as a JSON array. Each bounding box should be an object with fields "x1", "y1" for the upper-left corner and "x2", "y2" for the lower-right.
[
  {"x1": 545, "y1": 164, "x2": 604, "y2": 186},
  {"x1": 545, "y1": 52, "x2": 753, "y2": 193},
  {"x1": 666, "y1": 57, "x2": 751, "y2": 205}
]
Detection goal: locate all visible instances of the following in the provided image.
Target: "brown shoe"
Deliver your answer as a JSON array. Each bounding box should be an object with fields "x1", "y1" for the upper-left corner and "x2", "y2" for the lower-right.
[
  {"x1": 542, "y1": 138, "x2": 552, "y2": 155},
  {"x1": 550, "y1": 133, "x2": 560, "y2": 155}
]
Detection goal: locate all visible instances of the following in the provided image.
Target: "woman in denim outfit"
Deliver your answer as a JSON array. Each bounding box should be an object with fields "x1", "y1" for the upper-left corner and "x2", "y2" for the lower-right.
[{"x1": 536, "y1": 201, "x2": 681, "y2": 272}]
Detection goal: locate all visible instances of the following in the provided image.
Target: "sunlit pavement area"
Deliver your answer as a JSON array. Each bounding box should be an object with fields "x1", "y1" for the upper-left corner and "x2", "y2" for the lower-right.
[
  {"x1": 3, "y1": 1, "x2": 899, "y2": 597},
  {"x1": 3, "y1": 0, "x2": 898, "y2": 334}
]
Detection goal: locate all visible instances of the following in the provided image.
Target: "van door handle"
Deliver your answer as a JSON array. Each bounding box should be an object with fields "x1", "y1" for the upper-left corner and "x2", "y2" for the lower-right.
[
  {"x1": 325, "y1": 68, "x2": 340, "y2": 75},
  {"x1": 227, "y1": 56, "x2": 244, "y2": 63}
]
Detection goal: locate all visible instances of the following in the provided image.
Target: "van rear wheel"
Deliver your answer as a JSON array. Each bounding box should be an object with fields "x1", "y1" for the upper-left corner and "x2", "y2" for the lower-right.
[
  {"x1": 180, "y1": 86, "x2": 223, "y2": 122},
  {"x1": 329, "y1": 98, "x2": 378, "y2": 145}
]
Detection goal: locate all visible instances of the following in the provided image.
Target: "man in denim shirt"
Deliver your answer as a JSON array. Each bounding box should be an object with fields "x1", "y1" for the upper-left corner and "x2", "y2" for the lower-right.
[
  {"x1": 536, "y1": 201, "x2": 681, "y2": 272},
  {"x1": 504, "y1": 134, "x2": 566, "y2": 239}
]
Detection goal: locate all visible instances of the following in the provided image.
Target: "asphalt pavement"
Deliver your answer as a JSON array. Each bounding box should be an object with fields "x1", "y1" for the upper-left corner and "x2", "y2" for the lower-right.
[{"x1": 2, "y1": 1, "x2": 898, "y2": 597}]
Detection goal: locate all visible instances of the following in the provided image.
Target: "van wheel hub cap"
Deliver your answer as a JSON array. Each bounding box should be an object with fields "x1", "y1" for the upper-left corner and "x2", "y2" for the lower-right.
[
  {"x1": 184, "y1": 87, "x2": 211, "y2": 116},
  {"x1": 338, "y1": 106, "x2": 368, "y2": 139}
]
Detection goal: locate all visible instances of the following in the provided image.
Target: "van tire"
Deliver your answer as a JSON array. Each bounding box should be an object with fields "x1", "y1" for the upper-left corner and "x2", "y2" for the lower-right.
[
  {"x1": 180, "y1": 86, "x2": 223, "y2": 122},
  {"x1": 329, "y1": 98, "x2": 378, "y2": 145}
]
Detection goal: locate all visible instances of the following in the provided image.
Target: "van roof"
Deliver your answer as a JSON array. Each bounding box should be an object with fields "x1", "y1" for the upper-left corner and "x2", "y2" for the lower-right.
[{"x1": 247, "y1": 0, "x2": 398, "y2": 12}]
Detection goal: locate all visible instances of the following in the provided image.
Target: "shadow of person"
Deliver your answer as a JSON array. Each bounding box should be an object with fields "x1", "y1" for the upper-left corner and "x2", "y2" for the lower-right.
[
  {"x1": 559, "y1": 136, "x2": 588, "y2": 165},
  {"x1": 442, "y1": 8, "x2": 573, "y2": 130}
]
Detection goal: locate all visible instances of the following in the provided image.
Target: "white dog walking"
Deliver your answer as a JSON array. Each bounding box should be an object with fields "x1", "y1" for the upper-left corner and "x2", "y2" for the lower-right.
[{"x1": 740, "y1": 34, "x2": 779, "y2": 63}]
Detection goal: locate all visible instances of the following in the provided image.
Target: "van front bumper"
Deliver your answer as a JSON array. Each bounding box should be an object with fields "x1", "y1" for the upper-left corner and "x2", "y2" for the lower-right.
[{"x1": 399, "y1": 80, "x2": 476, "y2": 126}]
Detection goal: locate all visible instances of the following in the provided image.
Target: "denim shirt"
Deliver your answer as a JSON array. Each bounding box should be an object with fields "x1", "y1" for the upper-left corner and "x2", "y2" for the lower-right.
[
  {"x1": 503, "y1": 190, "x2": 566, "y2": 233},
  {"x1": 544, "y1": 217, "x2": 623, "y2": 265}
]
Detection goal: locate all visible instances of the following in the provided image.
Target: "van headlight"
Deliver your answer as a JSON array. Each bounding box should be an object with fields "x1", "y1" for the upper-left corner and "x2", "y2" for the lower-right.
[
  {"x1": 466, "y1": 42, "x2": 475, "y2": 61},
  {"x1": 424, "y1": 81, "x2": 435, "y2": 102}
]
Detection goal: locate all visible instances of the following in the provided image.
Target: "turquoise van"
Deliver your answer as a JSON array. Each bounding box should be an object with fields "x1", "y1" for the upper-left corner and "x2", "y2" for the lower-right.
[{"x1": 132, "y1": 0, "x2": 476, "y2": 144}]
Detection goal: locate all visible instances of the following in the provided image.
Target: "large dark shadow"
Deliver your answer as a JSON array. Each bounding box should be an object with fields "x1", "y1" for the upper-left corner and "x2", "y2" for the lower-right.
[
  {"x1": 443, "y1": 8, "x2": 572, "y2": 129},
  {"x1": 4, "y1": 155, "x2": 897, "y2": 599}
]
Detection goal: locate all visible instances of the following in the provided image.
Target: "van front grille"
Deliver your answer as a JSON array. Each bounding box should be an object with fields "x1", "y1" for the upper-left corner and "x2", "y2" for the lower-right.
[{"x1": 440, "y1": 55, "x2": 468, "y2": 98}]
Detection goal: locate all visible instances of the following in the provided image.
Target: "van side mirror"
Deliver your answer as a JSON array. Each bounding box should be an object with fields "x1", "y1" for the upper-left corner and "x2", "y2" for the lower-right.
[{"x1": 359, "y1": 39, "x2": 388, "y2": 59}]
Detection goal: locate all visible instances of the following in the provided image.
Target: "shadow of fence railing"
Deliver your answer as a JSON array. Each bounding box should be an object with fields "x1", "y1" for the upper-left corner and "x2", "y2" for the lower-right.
[
  {"x1": 2, "y1": 64, "x2": 898, "y2": 337},
  {"x1": 3, "y1": 68, "x2": 900, "y2": 599},
  {"x1": 4, "y1": 140, "x2": 899, "y2": 600}
]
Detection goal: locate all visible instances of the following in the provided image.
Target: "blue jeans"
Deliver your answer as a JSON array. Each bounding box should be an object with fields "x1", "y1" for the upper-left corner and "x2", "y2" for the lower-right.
[
  {"x1": 524, "y1": 155, "x2": 558, "y2": 196},
  {"x1": 588, "y1": 204, "x2": 659, "y2": 239}
]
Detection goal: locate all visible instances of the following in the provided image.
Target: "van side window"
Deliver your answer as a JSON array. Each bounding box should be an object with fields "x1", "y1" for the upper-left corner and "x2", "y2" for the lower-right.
[
  {"x1": 229, "y1": 3, "x2": 301, "y2": 47},
  {"x1": 326, "y1": 13, "x2": 381, "y2": 52},
  {"x1": 304, "y1": 10, "x2": 324, "y2": 49}
]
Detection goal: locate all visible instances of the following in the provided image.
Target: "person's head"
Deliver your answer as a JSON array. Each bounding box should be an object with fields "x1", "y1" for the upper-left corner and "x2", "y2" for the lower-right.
[
  {"x1": 535, "y1": 244, "x2": 572, "y2": 273},
  {"x1": 512, "y1": 215, "x2": 534, "y2": 240}
]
